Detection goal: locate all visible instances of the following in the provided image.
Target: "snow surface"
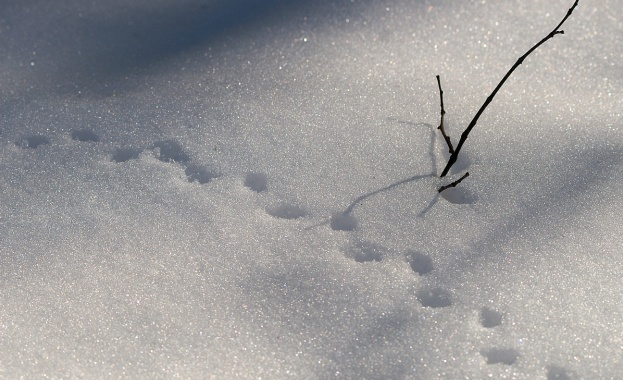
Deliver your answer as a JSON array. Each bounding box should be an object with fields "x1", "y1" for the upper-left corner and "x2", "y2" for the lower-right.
[{"x1": 1, "y1": 0, "x2": 622, "y2": 378}]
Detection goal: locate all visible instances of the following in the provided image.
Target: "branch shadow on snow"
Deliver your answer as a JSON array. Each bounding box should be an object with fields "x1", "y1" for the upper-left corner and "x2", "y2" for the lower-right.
[
  {"x1": 308, "y1": 122, "x2": 444, "y2": 231},
  {"x1": 343, "y1": 173, "x2": 437, "y2": 224},
  {"x1": 304, "y1": 171, "x2": 437, "y2": 232},
  {"x1": 438, "y1": 139, "x2": 623, "y2": 286}
]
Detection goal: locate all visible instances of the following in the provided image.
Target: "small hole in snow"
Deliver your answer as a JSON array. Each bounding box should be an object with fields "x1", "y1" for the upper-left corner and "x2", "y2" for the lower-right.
[
  {"x1": 244, "y1": 172, "x2": 267, "y2": 192},
  {"x1": 417, "y1": 288, "x2": 452, "y2": 308},
  {"x1": 480, "y1": 307, "x2": 503, "y2": 328},
  {"x1": 330, "y1": 212, "x2": 357, "y2": 231},
  {"x1": 185, "y1": 164, "x2": 219, "y2": 184},
  {"x1": 481, "y1": 348, "x2": 519, "y2": 365},
  {"x1": 406, "y1": 251, "x2": 433, "y2": 275},
  {"x1": 267, "y1": 204, "x2": 308, "y2": 220},
  {"x1": 153, "y1": 140, "x2": 189, "y2": 164},
  {"x1": 16, "y1": 135, "x2": 50, "y2": 149},
  {"x1": 344, "y1": 241, "x2": 386, "y2": 263}
]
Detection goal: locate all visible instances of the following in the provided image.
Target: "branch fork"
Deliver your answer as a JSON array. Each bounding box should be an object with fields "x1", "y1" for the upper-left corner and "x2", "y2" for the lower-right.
[{"x1": 435, "y1": 0, "x2": 579, "y2": 192}]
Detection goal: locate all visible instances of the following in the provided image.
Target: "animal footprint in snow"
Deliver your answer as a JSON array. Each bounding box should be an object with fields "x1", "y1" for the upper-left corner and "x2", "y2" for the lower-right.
[
  {"x1": 16, "y1": 135, "x2": 50, "y2": 149},
  {"x1": 406, "y1": 251, "x2": 433, "y2": 275},
  {"x1": 480, "y1": 307, "x2": 503, "y2": 328},
  {"x1": 416, "y1": 287, "x2": 452, "y2": 308},
  {"x1": 342, "y1": 240, "x2": 390, "y2": 263},
  {"x1": 244, "y1": 172, "x2": 267, "y2": 192},
  {"x1": 151, "y1": 140, "x2": 219, "y2": 184},
  {"x1": 153, "y1": 140, "x2": 190, "y2": 164},
  {"x1": 480, "y1": 348, "x2": 519, "y2": 365},
  {"x1": 330, "y1": 212, "x2": 358, "y2": 231},
  {"x1": 185, "y1": 164, "x2": 219, "y2": 184},
  {"x1": 266, "y1": 203, "x2": 308, "y2": 220}
]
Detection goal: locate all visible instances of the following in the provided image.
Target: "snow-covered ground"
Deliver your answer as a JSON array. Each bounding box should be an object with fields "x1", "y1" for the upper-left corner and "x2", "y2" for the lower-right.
[{"x1": 1, "y1": 0, "x2": 622, "y2": 378}]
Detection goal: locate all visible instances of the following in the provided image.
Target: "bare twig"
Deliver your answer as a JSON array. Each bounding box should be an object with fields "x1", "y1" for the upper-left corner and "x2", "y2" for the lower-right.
[
  {"x1": 438, "y1": 172, "x2": 469, "y2": 193},
  {"x1": 436, "y1": 75, "x2": 454, "y2": 154},
  {"x1": 439, "y1": 0, "x2": 579, "y2": 178}
]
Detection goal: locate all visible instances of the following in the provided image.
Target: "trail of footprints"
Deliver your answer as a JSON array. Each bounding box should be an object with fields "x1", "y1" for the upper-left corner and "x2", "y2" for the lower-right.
[
  {"x1": 16, "y1": 131, "x2": 573, "y2": 378},
  {"x1": 16, "y1": 131, "x2": 221, "y2": 184},
  {"x1": 15, "y1": 131, "x2": 299, "y2": 215},
  {"x1": 112, "y1": 137, "x2": 302, "y2": 220},
  {"x1": 336, "y1": 223, "x2": 572, "y2": 376},
  {"x1": 113, "y1": 139, "x2": 221, "y2": 185}
]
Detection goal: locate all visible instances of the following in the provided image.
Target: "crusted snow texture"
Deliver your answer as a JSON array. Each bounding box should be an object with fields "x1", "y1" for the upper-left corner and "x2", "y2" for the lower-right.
[{"x1": 0, "y1": 0, "x2": 622, "y2": 378}]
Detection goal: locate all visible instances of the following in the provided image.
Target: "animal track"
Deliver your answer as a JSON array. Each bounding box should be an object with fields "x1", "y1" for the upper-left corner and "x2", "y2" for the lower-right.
[
  {"x1": 480, "y1": 307, "x2": 503, "y2": 328},
  {"x1": 416, "y1": 287, "x2": 452, "y2": 308},
  {"x1": 266, "y1": 203, "x2": 308, "y2": 220},
  {"x1": 406, "y1": 251, "x2": 433, "y2": 275},
  {"x1": 244, "y1": 172, "x2": 268, "y2": 192},
  {"x1": 71, "y1": 130, "x2": 99, "y2": 142},
  {"x1": 185, "y1": 164, "x2": 219, "y2": 184},
  {"x1": 330, "y1": 212, "x2": 358, "y2": 231},
  {"x1": 151, "y1": 140, "x2": 219, "y2": 184},
  {"x1": 153, "y1": 140, "x2": 190, "y2": 164},
  {"x1": 343, "y1": 240, "x2": 388, "y2": 263},
  {"x1": 481, "y1": 348, "x2": 519, "y2": 365},
  {"x1": 16, "y1": 135, "x2": 50, "y2": 149},
  {"x1": 111, "y1": 140, "x2": 220, "y2": 184}
]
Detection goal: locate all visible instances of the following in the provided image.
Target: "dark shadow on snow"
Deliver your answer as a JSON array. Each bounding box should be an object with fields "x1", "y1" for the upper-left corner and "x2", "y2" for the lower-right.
[
  {"x1": 434, "y1": 140, "x2": 623, "y2": 290},
  {"x1": 5, "y1": 0, "x2": 378, "y2": 99},
  {"x1": 306, "y1": 172, "x2": 436, "y2": 231},
  {"x1": 335, "y1": 122, "x2": 442, "y2": 225},
  {"x1": 308, "y1": 122, "x2": 444, "y2": 230},
  {"x1": 343, "y1": 173, "x2": 436, "y2": 217}
]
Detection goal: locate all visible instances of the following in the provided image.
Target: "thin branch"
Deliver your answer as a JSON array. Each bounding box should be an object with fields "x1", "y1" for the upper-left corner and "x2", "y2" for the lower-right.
[
  {"x1": 438, "y1": 172, "x2": 469, "y2": 193},
  {"x1": 436, "y1": 75, "x2": 454, "y2": 154},
  {"x1": 439, "y1": 0, "x2": 579, "y2": 178}
]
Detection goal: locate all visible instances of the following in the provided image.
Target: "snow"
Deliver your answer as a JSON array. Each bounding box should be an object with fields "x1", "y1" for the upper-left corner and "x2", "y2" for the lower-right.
[{"x1": 1, "y1": 0, "x2": 622, "y2": 378}]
